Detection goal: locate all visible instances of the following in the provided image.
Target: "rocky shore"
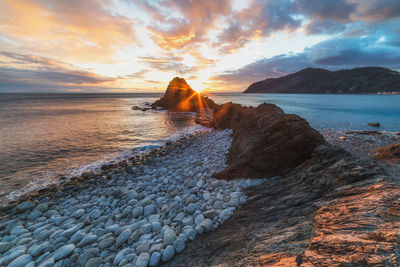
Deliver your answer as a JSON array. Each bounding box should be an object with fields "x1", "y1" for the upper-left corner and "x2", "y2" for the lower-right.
[{"x1": 0, "y1": 129, "x2": 264, "y2": 267}]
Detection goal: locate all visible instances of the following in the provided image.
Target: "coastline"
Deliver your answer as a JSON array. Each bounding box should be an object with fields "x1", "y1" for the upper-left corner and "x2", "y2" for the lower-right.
[{"x1": 0, "y1": 129, "x2": 264, "y2": 266}]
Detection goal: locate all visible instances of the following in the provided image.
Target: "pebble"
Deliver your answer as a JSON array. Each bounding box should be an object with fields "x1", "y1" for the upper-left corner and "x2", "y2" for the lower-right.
[
  {"x1": 0, "y1": 241, "x2": 13, "y2": 253},
  {"x1": 132, "y1": 207, "x2": 143, "y2": 218},
  {"x1": 78, "y1": 234, "x2": 97, "y2": 247},
  {"x1": 54, "y1": 244, "x2": 75, "y2": 260},
  {"x1": 162, "y1": 245, "x2": 175, "y2": 262},
  {"x1": 163, "y1": 229, "x2": 176, "y2": 245},
  {"x1": 7, "y1": 254, "x2": 33, "y2": 267},
  {"x1": 135, "y1": 253, "x2": 150, "y2": 267},
  {"x1": 135, "y1": 242, "x2": 150, "y2": 254},
  {"x1": 173, "y1": 238, "x2": 185, "y2": 253},
  {"x1": 116, "y1": 229, "x2": 131, "y2": 247},
  {"x1": 89, "y1": 209, "x2": 101, "y2": 220},
  {"x1": 99, "y1": 237, "x2": 115, "y2": 249},
  {"x1": 149, "y1": 251, "x2": 161, "y2": 267},
  {"x1": 85, "y1": 257, "x2": 102, "y2": 267}
]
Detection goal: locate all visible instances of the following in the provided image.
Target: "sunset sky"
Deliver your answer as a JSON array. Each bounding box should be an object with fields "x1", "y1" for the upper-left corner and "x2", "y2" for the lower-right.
[{"x1": 0, "y1": 0, "x2": 400, "y2": 93}]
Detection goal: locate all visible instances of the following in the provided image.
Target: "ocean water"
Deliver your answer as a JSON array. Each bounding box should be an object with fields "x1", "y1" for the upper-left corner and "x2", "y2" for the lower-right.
[{"x1": 0, "y1": 93, "x2": 399, "y2": 205}]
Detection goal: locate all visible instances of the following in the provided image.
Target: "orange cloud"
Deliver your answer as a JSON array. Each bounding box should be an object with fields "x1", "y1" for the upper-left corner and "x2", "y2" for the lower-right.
[{"x1": 0, "y1": 0, "x2": 136, "y2": 62}]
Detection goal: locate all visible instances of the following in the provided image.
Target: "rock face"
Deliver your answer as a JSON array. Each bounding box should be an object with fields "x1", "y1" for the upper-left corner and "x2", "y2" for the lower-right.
[
  {"x1": 212, "y1": 102, "x2": 325, "y2": 178},
  {"x1": 377, "y1": 143, "x2": 400, "y2": 163},
  {"x1": 244, "y1": 67, "x2": 400, "y2": 94},
  {"x1": 152, "y1": 77, "x2": 217, "y2": 112}
]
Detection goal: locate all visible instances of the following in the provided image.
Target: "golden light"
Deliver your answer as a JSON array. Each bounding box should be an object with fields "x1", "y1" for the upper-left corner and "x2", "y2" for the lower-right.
[{"x1": 189, "y1": 80, "x2": 206, "y2": 93}]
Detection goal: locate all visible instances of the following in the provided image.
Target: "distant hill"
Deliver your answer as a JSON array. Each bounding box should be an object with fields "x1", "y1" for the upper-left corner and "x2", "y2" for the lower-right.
[{"x1": 243, "y1": 67, "x2": 400, "y2": 94}]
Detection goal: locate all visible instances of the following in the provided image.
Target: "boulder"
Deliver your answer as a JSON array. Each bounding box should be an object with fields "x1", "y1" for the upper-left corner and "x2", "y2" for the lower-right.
[
  {"x1": 213, "y1": 103, "x2": 325, "y2": 179},
  {"x1": 152, "y1": 77, "x2": 218, "y2": 112}
]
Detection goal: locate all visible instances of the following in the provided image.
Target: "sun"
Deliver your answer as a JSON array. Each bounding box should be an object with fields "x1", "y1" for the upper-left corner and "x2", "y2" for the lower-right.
[{"x1": 190, "y1": 80, "x2": 206, "y2": 93}]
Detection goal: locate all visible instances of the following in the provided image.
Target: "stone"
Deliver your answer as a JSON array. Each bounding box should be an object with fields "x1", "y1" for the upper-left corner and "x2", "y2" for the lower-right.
[
  {"x1": 163, "y1": 229, "x2": 176, "y2": 245},
  {"x1": 173, "y1": 238, "x2": 185, "y2": 253},
  {"x1": 183, "y1": 228, "x2": 196, "y2": 241},
  {"x1": 203, "y1": 210, "x2": 218, "y2": 218},
  {"x1": 89, "y1": 209, "x2": 101, "y2": 220},
  {"x1": 212, "y1": 103, "x2": 324, "y2": 178},
  {"x1": 161, "y1": 245, "x2": 175, "y2": 262},
  {"x1": 149, "y1": 252, "x2": 161, "y2": 267},
  {"x1": 135, "y1": 242, "x2": 150, "y2": 254},
  {"x1": 0, "y1": 241, "x2": 13, "y2": 253},
  {"x1": 16, "y1": 201, "x2": 34, "y2": 212},
  {"x1": 72, "y1": 209, "x2": 85, "y2": 218},
  {"x1": 135, "y1": 253, "x2": 150, "y2": 267},
  {"x1": 7, "y1": 254, "x2": 33, "y2": 267},
  {"x1": 2, "y1": 250, "x2": 25, "y2": 265},
  {"x1": 116, "y1": 229, "x2": 132, "y2": 247},
  {"x1": 194, "y1": 214, "x2": 204, "y2": 225},
  {"x1": 140, "y1": 224, "x2": 151, "y2": 234},
  {"x1": 85, "y1": 257, "x2": 102, "y2": 267},
  {"x1": 200, "y1": 218, "x2": 213, "y2": 232},
  {"x1": 132, "y1": 207, "x2": 143, "y2": 218},
  {"x1": 98, "y1": 237, "x2": 115, "y2": 249},
  {"x1": 182, "y1": 216, "x2": 194, "y2": 226},
  {"x1": 151, "y1": 222, "x2": 161, "y2": 232},
  {"x1": 77, "y1": 234, "x2": 97, "y2": 247},
  {"x1": 143, "y1": 204, "x2": 156, "y2": 216},
  {"x1": 38, "y1": 257, "x2": 54, "y2": 267},
  {"x1": 54, "y1": 244, "x2": 75, "y2": 260},
  {"x1": 219, "y1": 209, "x2": 233, "y2": 221}
]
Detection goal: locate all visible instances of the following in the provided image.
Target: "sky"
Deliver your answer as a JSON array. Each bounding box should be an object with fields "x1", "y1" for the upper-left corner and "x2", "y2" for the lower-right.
[{"x1": 0, "y1": 0, "x2": 399, "y2": 93}]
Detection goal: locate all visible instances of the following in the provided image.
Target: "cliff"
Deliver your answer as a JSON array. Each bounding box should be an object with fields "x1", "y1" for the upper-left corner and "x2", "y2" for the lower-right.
[{"x1": 244, "y1": 67, "x2": 400, "y2": 94}]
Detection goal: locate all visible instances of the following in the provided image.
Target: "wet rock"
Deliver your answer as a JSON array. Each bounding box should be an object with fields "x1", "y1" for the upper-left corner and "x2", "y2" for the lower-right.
[
  {"x1": 162, "y1": 245, "x2": 175, "y2": 262},
  {"x1": 135, "y1": 253, "x2": 150, "y2": 267},
  {"x1": 54, "y1": 244, "x2": 75, "y2": 260}
]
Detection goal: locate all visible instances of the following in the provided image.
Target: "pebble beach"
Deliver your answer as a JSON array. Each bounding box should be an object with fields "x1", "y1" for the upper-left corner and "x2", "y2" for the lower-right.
[{"x1": 0, "y1": 129, "x2": 265, "y2": 267}]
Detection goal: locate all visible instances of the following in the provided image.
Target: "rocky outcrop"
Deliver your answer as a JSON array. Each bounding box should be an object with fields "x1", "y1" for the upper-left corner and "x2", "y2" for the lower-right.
[
  {"x1": 212, "y1": 103, "x2": 325, "y2": 179},
  {"x1": 164, "y1": 143, "x2": 400, "y2": 267},
  {"x1": 377, "y1": 143, "x2": 400, "y2": 163},
  {"x1": 152, "y1": 77, "x2": 218, "y2": 112},
  {"x1": 244, "y1": 67, "x2": 400, "y2": 94}
]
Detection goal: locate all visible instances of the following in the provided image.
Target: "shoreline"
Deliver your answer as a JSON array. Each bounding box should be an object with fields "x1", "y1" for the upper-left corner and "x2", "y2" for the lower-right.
[{"x1": 0, "y1": 129, "x2": 265, "y2": 266}]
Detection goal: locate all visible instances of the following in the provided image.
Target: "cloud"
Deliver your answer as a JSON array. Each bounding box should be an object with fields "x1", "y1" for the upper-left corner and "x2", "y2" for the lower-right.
[
  {"x1": 211, "y1": 35, "x2": 400, "y2": 90},
  {"x1": 216, "y1": 0, "x2": 302, "y2": 53},
  {"x1": 137, "y1": 0, "x2": 231, "y2": 50},
  {"x1": 0, "y1": 0, "x2": 136, "y2": 62},
  {"x1": 0, "y1": 52, "x2": 116, "y2": 92}
]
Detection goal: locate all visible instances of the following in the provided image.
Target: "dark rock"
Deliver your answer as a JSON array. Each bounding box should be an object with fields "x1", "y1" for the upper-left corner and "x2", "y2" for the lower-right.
[
  {"x1": 132, "y1": 106, "x2": 141, "y2": 110},
  {"x1": 367, "y1": 122, "x2": 381, "y2": 127},
  {"x1": 213, "y1": 103, "x2": 325, "y2": 179},
  {"x1": 152, "y1": 77, "x2": 218, "y2": 112}
]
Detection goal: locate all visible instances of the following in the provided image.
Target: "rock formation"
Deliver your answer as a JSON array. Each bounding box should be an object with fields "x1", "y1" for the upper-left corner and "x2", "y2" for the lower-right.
[
  {"x1": 152, "y1": 77, "x2": 218, "y2": 112},
  {"x1": 377, "y1": 143, "x2": 400, "y2": 163},
  {"x1": 152, "y1": 80, "x2": 326, "y2": 179},
  {"x1": 212, "y1": 103, "x2": 325, "y2": 178}
]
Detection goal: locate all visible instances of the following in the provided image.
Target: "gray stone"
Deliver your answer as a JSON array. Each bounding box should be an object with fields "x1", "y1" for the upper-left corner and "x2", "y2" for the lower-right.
[
  {"x1": 203, "y1": 210, "x2": 218, "y2": 218},
  {"x1": 151, "y1": 222, "x2": 161, "y2": 232},
  {"x1": 194, "y1": 214, "x2": 204, "y2": 225},
  {"x1": 72, "y1": 209, "x2": 85, "y2": 218},
  {"x1": 143, "y1": 204, "x2": 156, "y2": 216},
  {"x1": 2, "y1": 249, "x2": 25, "y2": 265},
  {"x1": 7, "y1": 254, "x2": 33, "y2": 267},
  {"x1": 98, "y1": 237, "x2": 115, "y2": 249},
  {"x1": 163, "y1": 229, "x2": 176, "y2": 245},
  {"x1": 184, "y1": 203, "x2": 197, "y2": 214},
  {"x1": 219, "y1": 209, "x2": 233, "y2": 221},
  {"x1": 132, "y1": 207, "x2": 143, "y2": 218},
  {"x1": 182, "y1": 216, "x2": 194, "y2": 226},
  {"x1": 140, "y1": 224, "x2": 151, "y2": 234},
  {"x1": 35, "y1": 203, "x2": 49, "y2": 212},
  {"x1": 27, "y1": 210, "x2": 42, "y2": 221},
  {"x1": 38, "y1": 257, "x2": 54, "y2": 267},
  {"x1": 213, "y1": 201, "x2": 224, "y2": 210},
  {"x1": 173, "y1": 238, "x2": 185, "y2": 253},
  {"x1": 135, "y1": 253, "x2": 150, "y2": 267},
  {"x1": 115, "y1": 229, "x2": 131, "y2": 247},
  {"x1": 85, "y1": 257, "x2": 102, "y2": 267},
  {"x1": 77, "y1": 234, "x2": 97, "y2": 247},
  {"x1": 89, "y1": 209, "x2": 101, "y2": 220},
  {"x1": 200, "y1": 218, "x2": 213, "y2": 232},
  {"x1": 135, "y1": 242, "x2": 150, "y2": 254},
  {"x1": 149, "y1": 252, "x2": 161, "y2": 267},
  {"x1": 0, "y1": 241, "x2": 13, "y2": 253},
  {"x1": 113, "y1": 248, "x2": 131, "y2": 265},
  {"x1": 16, "y1": 201, "x2": 34, "y2": 212},
  {"x1": 161, "y1": 245, "x2": 175, "y2": 262},
  {"x1": 54, "y1": 244, "x2": 75, "y2": 260},
  {"x1": 183, "y1": 228, "x2": 196, "y2": 241},
  {"x1": 30, "y1": 241, "x2": 49, "y2": 257}
]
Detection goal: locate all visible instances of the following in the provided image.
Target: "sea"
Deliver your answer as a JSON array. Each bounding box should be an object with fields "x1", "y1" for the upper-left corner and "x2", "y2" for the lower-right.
[{"x1": 0, "y1": 93, "x2": 399, "y2": 205}]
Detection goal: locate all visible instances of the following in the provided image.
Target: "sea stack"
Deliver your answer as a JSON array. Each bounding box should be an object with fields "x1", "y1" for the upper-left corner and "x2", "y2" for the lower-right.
[{"x1": 152, "y1": 77, "x2": 217, "y2": 112}]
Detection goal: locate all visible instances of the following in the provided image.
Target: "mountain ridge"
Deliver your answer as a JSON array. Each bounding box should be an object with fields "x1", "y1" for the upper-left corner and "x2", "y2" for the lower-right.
[{"x1": 243, "y1": 67, "x2": 400, "y2": 94}]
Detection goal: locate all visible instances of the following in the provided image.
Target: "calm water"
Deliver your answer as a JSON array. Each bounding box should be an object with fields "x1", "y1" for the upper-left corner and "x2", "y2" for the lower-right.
[{"x1": 0, "y1": 93, "x2": 399, "y2": 205}]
